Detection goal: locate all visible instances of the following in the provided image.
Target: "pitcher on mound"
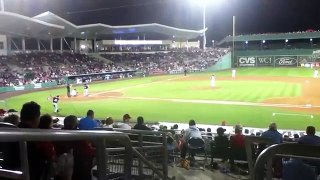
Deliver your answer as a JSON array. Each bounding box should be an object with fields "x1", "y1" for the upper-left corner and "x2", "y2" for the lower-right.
[{"x1": 211, "y1": 75, "x2": 216, "y2": 88}]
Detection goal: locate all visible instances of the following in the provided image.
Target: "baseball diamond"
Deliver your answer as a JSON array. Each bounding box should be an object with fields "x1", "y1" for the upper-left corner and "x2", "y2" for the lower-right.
[{"x1": 3, "y1": 67, "x2": 320, "y2": 130}]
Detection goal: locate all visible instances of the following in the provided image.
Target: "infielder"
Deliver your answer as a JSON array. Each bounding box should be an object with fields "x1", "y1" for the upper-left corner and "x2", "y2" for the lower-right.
[
  {"x1": 314, "y1": 69, "x2": 319, "y2": 78},
  {"x1": 211, "y1": 75, "x2": 216, "y2": 88},
  {"x1": 52, "y1": 95, "x2": 60, "y2": 113},
  {"x1": 232, "y1": 69, "x2": 236, "y2": 79},
  {"x1": 84, "y1": 83, "x2": 89, "y2": 96}
]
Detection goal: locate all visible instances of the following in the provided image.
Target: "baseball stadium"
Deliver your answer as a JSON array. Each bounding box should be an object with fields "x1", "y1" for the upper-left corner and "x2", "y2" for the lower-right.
[{"x1": 0, "y1": 0, "x2": 320, "y2": 180}]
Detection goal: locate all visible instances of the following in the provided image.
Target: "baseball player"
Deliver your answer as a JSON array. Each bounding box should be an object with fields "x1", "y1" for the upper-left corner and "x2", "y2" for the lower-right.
[
  {"x1": 52, "y1": 95, "x2": 60, "y2": 113},
  {"x1": 211, "y1": 75, "x2": 216, "y2": 88},
  {"x1": 84, "y1": 83, "x2": 89, "y2": 96},
  {"x1": 66, "y1": 83, "x2": 71, "y2": 97},
  {"x1": 232, "y1": 69, "x2": 236, "y2": 79},
  {"x1": 314, "y1": 69, "x2": 319, "y2": 78}
]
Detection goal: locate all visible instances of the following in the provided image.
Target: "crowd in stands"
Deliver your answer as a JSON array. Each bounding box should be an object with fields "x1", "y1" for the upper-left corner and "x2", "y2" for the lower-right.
[
  {"x1": 0, "y1": 48, "x2": 228, "y2": 87},
  {"x1": 101, "y1": 48, "x2": 228, "y2": 74},
  {"x1": 0, "y1": 52, "x2": 125, "y2": 87},
  {"x1": 0, "y1": 102, "x2": 320, "y2": 179}
]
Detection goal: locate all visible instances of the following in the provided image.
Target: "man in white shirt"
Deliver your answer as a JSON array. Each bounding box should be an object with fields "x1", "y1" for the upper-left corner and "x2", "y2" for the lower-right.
[{"x1": 117, "y1": 114, "x2": 132, "y2": 129}]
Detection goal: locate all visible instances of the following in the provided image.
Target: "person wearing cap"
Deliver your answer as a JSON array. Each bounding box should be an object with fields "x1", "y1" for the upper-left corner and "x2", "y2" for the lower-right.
[
  {"x1": 52, "y1": 95, "x2": 60, "y2": 113},
  {"x1": 230, "y1": 125, "x2": 245, "y2": 149},
  {"x1": 117, "y1": 114, "x2": 132, "y2": 129},
  {"x1": 298, "y1": 126, "x2": 320, "y2": 146},
  {"x1": 214, "y1": 127, "x2": 229, "y2": 162},
  {"x1": 78, "y1": 110, "x2": 98, "y2": 130},
  {"x1": 261, "y1": 123, "x2": 283, "y2": 144},
  {"x1": 133, "y1": 116, "x2": 151, "y2": 131}
]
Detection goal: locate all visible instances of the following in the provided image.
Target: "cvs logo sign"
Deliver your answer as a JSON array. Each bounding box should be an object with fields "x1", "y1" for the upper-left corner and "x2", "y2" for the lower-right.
[{"x1": 238, "y1": 57, "x2": 256, "y2": 67}]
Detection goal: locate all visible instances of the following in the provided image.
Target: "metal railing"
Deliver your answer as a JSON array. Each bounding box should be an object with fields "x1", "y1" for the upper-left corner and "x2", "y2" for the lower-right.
[
  {"x1": 104, "y1": 128, "x2": 172, "y2": 179},
  {"x1": 244, "y1": 136, "x2": 274, "y2": 180},
  {"x1": 253, "y1": 143, "x2": 320, "y2": 180},
  {"x1": 0, "y1": 128, "x2": 133, "y2": 180}
]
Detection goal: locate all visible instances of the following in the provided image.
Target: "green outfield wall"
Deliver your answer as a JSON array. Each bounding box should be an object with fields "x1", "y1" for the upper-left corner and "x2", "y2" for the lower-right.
[{"x1": 206, "y1": 52, "x2": 232, "y2": 72}]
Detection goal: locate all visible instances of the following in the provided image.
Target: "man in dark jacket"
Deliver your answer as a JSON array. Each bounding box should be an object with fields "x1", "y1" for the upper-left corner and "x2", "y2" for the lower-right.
[{"x1": 133, "y1": 116, "x2": 151, "y2": 130}]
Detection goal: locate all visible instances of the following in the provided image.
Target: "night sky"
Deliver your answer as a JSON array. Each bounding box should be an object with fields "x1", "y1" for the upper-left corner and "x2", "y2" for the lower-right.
[{"x1": 3, "y1": 0, "x2": 320, "y2": 43}]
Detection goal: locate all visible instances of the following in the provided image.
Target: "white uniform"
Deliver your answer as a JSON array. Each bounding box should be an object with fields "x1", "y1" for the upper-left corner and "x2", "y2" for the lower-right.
[
  {"x1": 314, "y1": 70, "x2": 319, "y2": 78},
  {"x1": 232, "y1": 69, "x2": 236, "y2": 79},
  {"x1": 70, "y1": 89, "x2": 77, "y2": 97},
  {"x1": 211, "y1": 76, "x2": 216, "y2": 88}
]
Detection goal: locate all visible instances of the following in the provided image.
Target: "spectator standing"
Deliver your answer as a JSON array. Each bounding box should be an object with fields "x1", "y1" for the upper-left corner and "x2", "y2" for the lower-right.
[
  {"x1": 117, "y1": 114, "x2": 132, "y2": 129},
  {"x1": 133, "y1": 116, "x2": 151, "y2": 130},
  {"x1": 261, "y1": 123, "x2": 283, "y2": 144},
  {"x1": 78, "y1": 110, "x2": 98, "y2": 130}
]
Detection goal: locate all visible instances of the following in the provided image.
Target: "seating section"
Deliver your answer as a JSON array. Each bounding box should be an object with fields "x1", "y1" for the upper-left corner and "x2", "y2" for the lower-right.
[
  {"x1": 101, "y1": 48, "x2": 229, "y2": 74},
  {"x1": 0, "y1": 48, "x2": 228, "y2": 87}
]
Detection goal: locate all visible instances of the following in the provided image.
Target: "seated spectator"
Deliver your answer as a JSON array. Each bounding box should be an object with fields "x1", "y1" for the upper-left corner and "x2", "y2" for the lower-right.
[
  {"x1": 78, "y1": 110, "x2": 97, "y2": 130},
  {"x1": 230, "y1": 125, "x2": 245, "y2": 149},
  {"x1": 282, "y1": 158, "x2": 317, "y2": 180},
  {"x1": 104, "y1": 117, "x2": 114, "y2": 129},
  {"x1": 261, "y1": 123, "x2": 282, "y2": 144},
  {"x1": 213, "y1": 127, "x2": 229, "y2": 162},
  {"x1": 3, "y1": 114, "x2": 20, "y2": 126},
  {"x1": 230, "y1": 125, "x2": 246, "y2": 171},
  {"x1": 207, "y1": 128, "x2": 213, "y2": 140},
  {"x1": 61, "y1": 115, "x2": 96, "y2": 180},
  {"x1": 39, "y1": 114, "x2": 53, "y2": 129},
  {"x1": 180, "y1": 120, "x2": 202, "y2": 160},
  {"x1": 18, "y1": 101, "x2": 49, "y2": 180},
  {"x1": 117, "y1": 114, "x2": 132, "y2": 129},
  {"x1": 298, "y1": 126, "x2": 320, "y2": 146},
  {"x1": 172, "y1": 124, "x2": 178, "y2": 130},
  {"x1": 133, "y1": 116, "x2": 151, "y2": 130}
]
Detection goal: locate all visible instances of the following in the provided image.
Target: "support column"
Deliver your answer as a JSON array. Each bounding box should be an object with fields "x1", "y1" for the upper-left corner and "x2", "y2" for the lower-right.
[
  {"x1": 37, "y1": 40, "x2": 41, "y2": 51},
  {"x1": 74, "y1": 37, "x2": 77, "y2": 53},
  {"x1": 50, "y1": 38, "x2": 53, "y2": 52},
  {"x1": 22, "y1": 37, "x2": 26, "y2": 52},
  {"x1": 186, "y1": 40, "x2": 189, "y2": 51},
  {"x1": 7, "y1": 36, "x2": 11, "y2": 54},
  {"x1": 60, "y1": 37, "x2": 63, "y2": 53},
  {"x1": 94, "y1": 38, "x2": 97, "y2": 52}
]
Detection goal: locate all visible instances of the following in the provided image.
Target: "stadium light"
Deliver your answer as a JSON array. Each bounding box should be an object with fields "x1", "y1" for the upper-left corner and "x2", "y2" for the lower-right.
[
  {"x1": 262, "y1": 40, "x2": 266, "y2": 43},
  {"x1": 285, "y1": 39, "x2": 289, "y2": 43},
  {"x1": 190, "y1": 0, "x2": 208, "y2": 50},
  {"x1": 310, "y1": 38, "x2": 313, "y2": 42},
  {"x1": 245, "y1": 41, "x2": 248, "y2": 44},
  {"x1": 80, "y1": 45, "x2": 86, "y2": 49}
]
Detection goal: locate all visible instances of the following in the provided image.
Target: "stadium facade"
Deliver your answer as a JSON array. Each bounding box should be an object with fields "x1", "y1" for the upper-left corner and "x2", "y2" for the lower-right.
[{"x1": 0, "y1": 11, "x2": 207, "y2": 55}]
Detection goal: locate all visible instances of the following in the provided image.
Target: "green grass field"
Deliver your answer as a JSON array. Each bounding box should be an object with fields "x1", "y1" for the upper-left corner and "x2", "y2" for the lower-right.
[{"x1": 4, "y1": 67, "x2": 320, "y2": 130}]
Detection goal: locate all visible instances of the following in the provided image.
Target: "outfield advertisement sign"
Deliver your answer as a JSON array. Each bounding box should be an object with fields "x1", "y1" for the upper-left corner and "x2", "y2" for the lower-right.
[
  {"x1": 237, "y1": 57, "x2": 256, "y2": 67},
  {"x1": 274, "y1": 56, "x2": 298, "y2": 66},
  {"x1": 256, "y1": 56, "x2": 274, "y2": 66}
]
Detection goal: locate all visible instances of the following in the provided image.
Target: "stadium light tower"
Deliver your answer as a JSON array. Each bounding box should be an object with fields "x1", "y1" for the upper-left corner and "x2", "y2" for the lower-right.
[
  {"x1": 0, "y1": 0, "x2": 4, "y2": 11},
  {"x1": 191, "y1": 0, "x2": 207, "y2": 50}
]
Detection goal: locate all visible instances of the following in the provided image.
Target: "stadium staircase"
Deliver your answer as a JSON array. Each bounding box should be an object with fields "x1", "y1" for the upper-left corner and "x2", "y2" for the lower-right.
[{"x1": 87, "y1": 53, "x2": 113, "y2": 63}]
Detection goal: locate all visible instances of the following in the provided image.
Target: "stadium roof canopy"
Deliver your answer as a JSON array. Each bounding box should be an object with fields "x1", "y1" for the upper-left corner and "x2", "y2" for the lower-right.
[
  {"x1": 0, "y1": 11, "x2": 206, "y2": 40},
  {"x1": 218, "y1": 31, "x2": 320, "y2": 45},
  {"x1": 0, "y1": 11, "x2": 65, "y2": 40}
]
